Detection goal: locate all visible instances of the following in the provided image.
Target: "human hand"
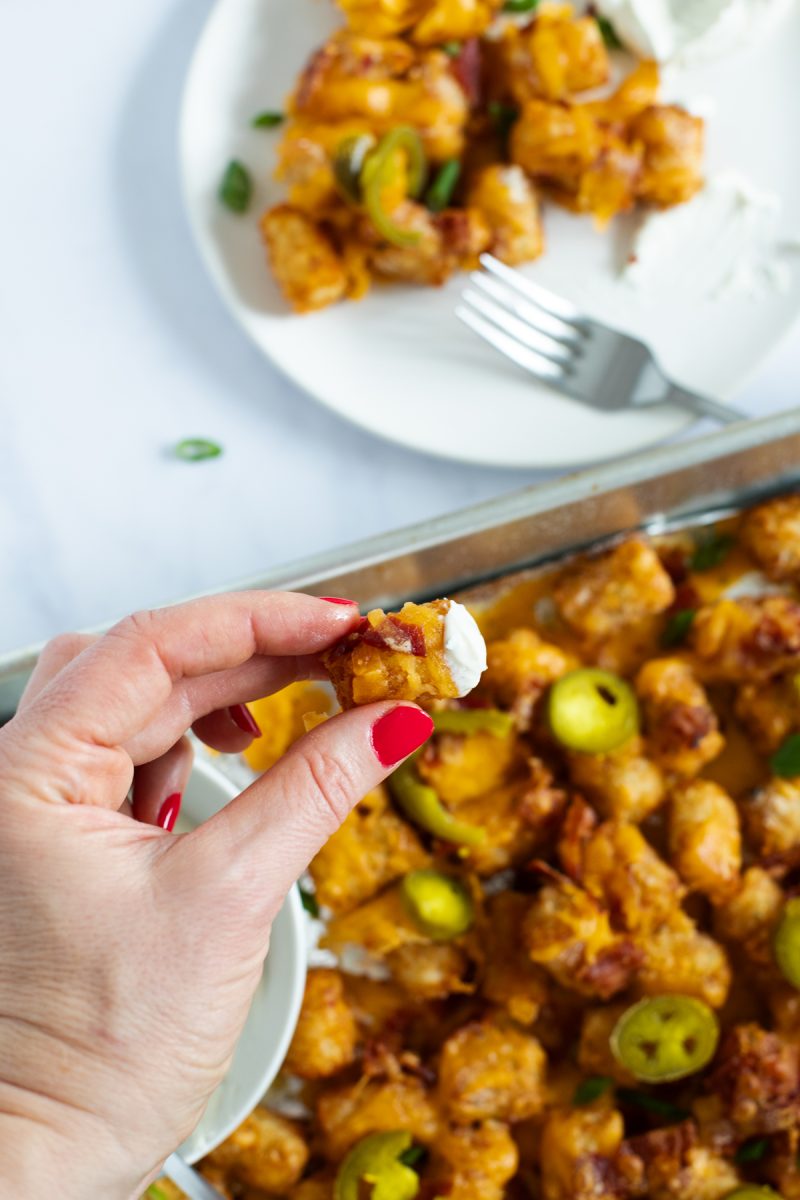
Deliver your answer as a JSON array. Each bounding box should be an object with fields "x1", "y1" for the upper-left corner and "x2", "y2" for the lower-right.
[{"x1": 0, "y1": 592, "x2": 433, "y2": 1199}]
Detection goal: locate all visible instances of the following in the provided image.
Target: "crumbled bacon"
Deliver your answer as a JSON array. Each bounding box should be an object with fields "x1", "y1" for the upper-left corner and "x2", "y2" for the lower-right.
[
  {"x1": 362, "y1": 616, "x2": 427, "y2": 656},
  {"x1": 659, "y1": 704, "x2": 716, "y2": 751},
  {"x1": 708, "y1": 1024, "x2": 800, "y2": 1137},
  {"x1": 578, "y1": 940, "x2": 643, "y2": 1000},
  {"x1": 450, "y1": 37, "x2": 482, "y2": 107}
]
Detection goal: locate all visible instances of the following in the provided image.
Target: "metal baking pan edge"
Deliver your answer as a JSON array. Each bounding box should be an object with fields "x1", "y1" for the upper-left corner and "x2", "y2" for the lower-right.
[{"x1": 2, "y1": 409, "x2": 800, "y2": 714}]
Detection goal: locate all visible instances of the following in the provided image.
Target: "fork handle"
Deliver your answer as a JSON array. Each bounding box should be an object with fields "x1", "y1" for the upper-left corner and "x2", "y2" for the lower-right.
[{"x1": 667, "y1": 386, "x2": 747, "y2": 426}]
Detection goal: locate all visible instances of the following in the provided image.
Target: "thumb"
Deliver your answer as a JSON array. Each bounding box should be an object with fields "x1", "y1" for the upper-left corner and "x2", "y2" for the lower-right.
[{"x1": 186, "y1": 702, "x2": 433, "y2": 904}]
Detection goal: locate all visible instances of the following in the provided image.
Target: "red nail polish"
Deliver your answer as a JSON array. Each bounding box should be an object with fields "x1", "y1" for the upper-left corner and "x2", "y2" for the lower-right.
[
  {"x1": 157, "y1": 793, "x2": 181, "y2": 832},
  {"x1": 320, "y1": 597, "x2": 359, "y2": 606},
  {"x1": 228, "y1": 703, "x2": 261, "y2": 737},
  {"x1": 370, "y1": 706, "x2": 434, "y2": 767}
]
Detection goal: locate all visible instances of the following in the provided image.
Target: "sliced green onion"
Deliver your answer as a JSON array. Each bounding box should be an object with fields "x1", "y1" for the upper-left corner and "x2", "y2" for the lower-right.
[
  {"x1": 690, "y1": 531, "x2": 734, "y2": 572},
  {"x1": 662, "y1": 609, "x2": 696, "y2": 648},
  {"x1": 398, "y1": 1145, "x2": 427, "y2": 1167},
  {"x1": 616, "y1": 1088, "x2": 690, "y2": 1121},
  {"x1": 146, "y1": 1188, "x2": 170, "y2": 1200},
  {"x1": 735, "y1": 1138, "x2": 770, "y2": 1165},
  {"x1": 425, "y1": 159, "x2": 461, "y2": 213},
  {"x1": 488, "y1": 101, "x2": 519, "y2": 146},
  {"x1": 441, "y1": 40, "x2": 462, "y2": 56},
  {"x1": 174, "y1": 438, "x2": 223, "y2": 462},
  {"x1": 299, "y1": 884, "x2": 320, "y2": 918},
  {"x1": 252, "y1": 110, "x2": 285, "y2": 128},
  {"x1": 770, "y1": 733, "x2": 800, "y2": 778},
  {"x1": 503, "y1": 0, "x2": 540, "y2": 11},
  {"x1": 596, "y1": 14, "x2": 623, "y2": 49},
  {"x1": 573, "y1": 1076, "x2": 613, "y2": 1106},
  {"x1": 219, "y1": 160, "x2": 252, "y2": 213}
]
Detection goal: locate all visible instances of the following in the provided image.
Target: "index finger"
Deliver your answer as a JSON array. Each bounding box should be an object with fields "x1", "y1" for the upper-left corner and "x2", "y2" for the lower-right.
[{"x1": 11, "y1": 593, "x2": 360, "y2": 752}]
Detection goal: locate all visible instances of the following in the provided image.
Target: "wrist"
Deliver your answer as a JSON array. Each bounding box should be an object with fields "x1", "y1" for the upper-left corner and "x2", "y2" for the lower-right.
[{"x1": 0, "y1": 1109, "x2": 149, "y2": 1200}]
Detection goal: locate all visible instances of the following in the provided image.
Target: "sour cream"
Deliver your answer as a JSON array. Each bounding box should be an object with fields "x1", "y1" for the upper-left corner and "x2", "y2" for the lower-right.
[
  {"x1": 624, "y1": 171, "x2": 791, "y2": 302},
  {"x1": 443, "y1": 601, "x2": 487, "y2": 696},
  {"x1": 593, "y1": 0, "x2": 791, "y2": 63}
]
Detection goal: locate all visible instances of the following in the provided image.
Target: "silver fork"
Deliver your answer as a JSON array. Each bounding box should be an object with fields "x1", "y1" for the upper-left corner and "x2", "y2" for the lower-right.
[
  {"x1": 162, "y1": 1153, "x2": 227, "y2": 1199},
  {"x1": 457, "y1": 254, "x2": 746, "y2": 425}
]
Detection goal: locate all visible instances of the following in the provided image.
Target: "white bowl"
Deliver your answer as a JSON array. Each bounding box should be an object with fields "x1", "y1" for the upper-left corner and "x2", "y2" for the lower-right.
[{"x1": 175, "y1": 756, "x2": 306, "y2": 1163}]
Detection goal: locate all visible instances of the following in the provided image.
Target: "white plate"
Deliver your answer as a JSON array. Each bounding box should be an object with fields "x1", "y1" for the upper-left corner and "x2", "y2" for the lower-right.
[
  {"x1": 180, "y1": 0, "x2": 800, "y2": 468},
  {"x1": 176, "y1": 756, "x2": 306, "y2": 1163}
]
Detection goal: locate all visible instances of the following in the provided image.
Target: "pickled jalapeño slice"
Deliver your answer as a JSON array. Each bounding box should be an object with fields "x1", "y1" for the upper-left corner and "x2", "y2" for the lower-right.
[
  {"x1": 610, "y1": 995, "x2": 719, "y2": 1083},
  {"x1": 548, "y1": 668, "x2": 638, "y2": 754},
  {"x1": 774, "y1": 895, "x2": 800, "y2": 989},
  {"x1": 335, "y1": 1131, "x2": 420, "y2": 1200},
  {"x1": 401, "y1": 869, "x2": 474, "y2": 941}
]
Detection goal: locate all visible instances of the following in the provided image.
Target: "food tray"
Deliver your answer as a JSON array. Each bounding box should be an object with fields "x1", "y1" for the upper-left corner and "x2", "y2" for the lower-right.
[{"x1": 2, "y1": 409, "x2": 800, "y2": 719}]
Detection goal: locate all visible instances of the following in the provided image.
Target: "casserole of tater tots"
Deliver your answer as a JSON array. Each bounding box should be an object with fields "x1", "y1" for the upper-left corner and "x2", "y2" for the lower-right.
[{"x1": 149, "y1": 491, "x2": 800, "y2": 1200}]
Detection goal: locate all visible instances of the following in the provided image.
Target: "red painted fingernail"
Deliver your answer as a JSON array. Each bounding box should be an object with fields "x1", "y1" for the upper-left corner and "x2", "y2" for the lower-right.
[
  {"x1": 320, "y1": 597, "x2": 359, "y2": 606},
  {"x1": 370, "y1": 706, "x2": 434, "y2": 767},
  {"x1": 157, "y1": 793, "x2": 181, "y2": 832},
  {"x1": 228, "y1": 703, "x2": 261, "y2": 737}
]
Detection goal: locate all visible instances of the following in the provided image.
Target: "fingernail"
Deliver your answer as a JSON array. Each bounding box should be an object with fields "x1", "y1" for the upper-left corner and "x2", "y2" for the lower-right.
[
  {"x1": 228, "y1": 703, "x2": 261, "y2": 737},
  {"x1": 157, "y1": 793, "x2": 181, "y2": 832},
  {"x1": 320, "y1": 597, "x2": 359, "y2": 607},
  {"x1": 370, "y1": 706, "x2": 434, "y2": 767}
]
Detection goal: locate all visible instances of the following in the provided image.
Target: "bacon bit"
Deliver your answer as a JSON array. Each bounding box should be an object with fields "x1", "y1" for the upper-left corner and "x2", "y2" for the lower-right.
[
  {"x1": 294, "y1": 43, "x2": 334, "y2": 110},
  {"x1": 660, "y1": 704, "x2": 716, "y2": 751},
  {"x1": 363, "y1": 616, "x2": 427, "y2": 656},
  {"x1": 557, "y1": 796, "x2": 598, "y2": 881},
  {"x1": 625, "y1": 1120, "x2": 698, "y2": 1166},
  {"x1": 748, "y1": 613, "x2": 800, "y2": 663},
  {"x1": 660, "y1": 547, "x2": 690, "y2": 586},
  {"x1": 519, "y1": 762, "x2": 568, "y2": 835},
  {"x1": 450, "y1": 37, "x2": 481, "y2": 107},
  {"x1": 579, "y1": 939, "x2": 643, "y2": 999},
  {"x1": 709, "y1": 1024, "x2": 800, "y2": 1136}
]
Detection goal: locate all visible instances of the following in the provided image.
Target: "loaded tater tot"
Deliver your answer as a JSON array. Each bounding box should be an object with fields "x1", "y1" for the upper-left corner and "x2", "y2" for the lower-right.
[
  {"x1": 322, "y1": 598, "x2": 486, "y2": 708},
  {"x1": 741, "y1": 494, "x2": 800, "y2": 582}
]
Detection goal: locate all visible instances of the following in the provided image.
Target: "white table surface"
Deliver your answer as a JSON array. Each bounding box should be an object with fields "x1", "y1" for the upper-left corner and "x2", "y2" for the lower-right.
[{"x1": 1, "y1": 0, "x2": 798, "y2": 658}]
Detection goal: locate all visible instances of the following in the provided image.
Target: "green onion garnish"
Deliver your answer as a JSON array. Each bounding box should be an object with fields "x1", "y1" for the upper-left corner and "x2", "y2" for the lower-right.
[
  {"x1": 503, "y1": 0, "x2": 540, "y2": 12},
  {"x1": 219, "y1": 160, "x2": 252, "y2": 213},
  {"x1": 573, "y1": 1076, "x2": 614, "y2": 1106},
  {"x1": 398, "y1": 1145, "x2": 427, "y2": 1167},
  {"x1": 299, "y1": 884, "x2": 320, "y2": 918},
  {"x1": 488, "y1": 101, "x2": 520, "y2": 145},
  {"x1": 441, "y1": 41, "x2": 462, "y2": 56},
  {"x1": 735, "y1": 1138, "x2": 770, "y2": 1164},
  {"x1": 690, "y1": 531, "x2": 733, "y2": 572},
  {"x1": 662, "y1": 609, "x2": 696, "y2": 648},
  {"x1": 426, "y1": 159, "x2": 461, "y2": 213},
  {"x1": 771, "y1": 733, "x2": 800, "y2": 779},
  {"x1": 617, "y1": 1088, "x2": 690, "y2": 1121},
  {"x1": 252, "y1": 110, "x2": 285, "y2": 128},
  {"x1": 174, "y1": 438, "x2": 223, "y2": 463},
  {"x1": 596, "y1": 14, "x2": 623, "y2": 48}
]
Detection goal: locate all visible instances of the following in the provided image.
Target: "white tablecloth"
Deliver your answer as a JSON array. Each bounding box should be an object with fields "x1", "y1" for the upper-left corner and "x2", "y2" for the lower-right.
[{"x1": 1, "y1": 0, "x2": 798, "y2": 657}]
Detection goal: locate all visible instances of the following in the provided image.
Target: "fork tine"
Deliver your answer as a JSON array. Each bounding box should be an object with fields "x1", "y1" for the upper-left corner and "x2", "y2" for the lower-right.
[
  {"x1": 479, "y1": 253, "x2": 586, "y2": 329},
  {"x1": 468, "y1": 273, "x2": 580, "y2": 348},
  {"x1": 456, "y1": 303, "x2": 568, "y2": 385},
  {"x1": 461, "y1": 288, "x2": 575, "y2": 367}
]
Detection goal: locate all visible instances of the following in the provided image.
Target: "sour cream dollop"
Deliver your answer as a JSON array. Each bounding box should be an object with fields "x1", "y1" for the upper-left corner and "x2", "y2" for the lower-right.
[
  {"x1": 443, "y1": 601, "x2": 487, "y2": 696},
  {"x1": 593, "y1": 0, "x2": 790, "y2": 63}
]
